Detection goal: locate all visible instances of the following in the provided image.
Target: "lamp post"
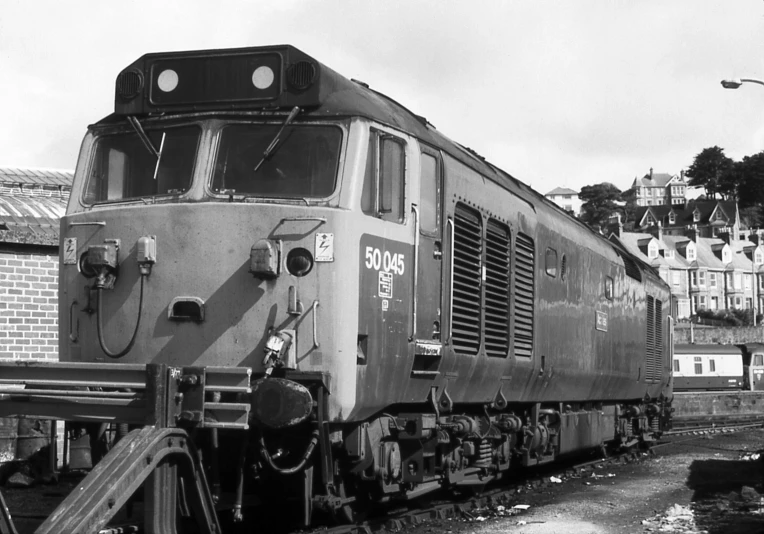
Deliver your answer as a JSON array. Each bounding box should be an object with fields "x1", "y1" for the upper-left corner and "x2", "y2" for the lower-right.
[
  {"x1": 723, "y1": 77, "x2": 763, "y2": 325},
  {"x1": 721, "y1": 78, "x2": 764, "y2": 89},
  {"x1": 736, "y1": 249, "x2": 758, "y2": 327}
]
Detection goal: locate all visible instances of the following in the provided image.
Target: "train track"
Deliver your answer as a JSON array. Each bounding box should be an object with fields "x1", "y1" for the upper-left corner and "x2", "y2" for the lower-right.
[
  {"x1": 668, "y1": 414, "x2": 764, "y2": 435},
  {"x1": 6, "y1": 420, "x2": 760, "y2": 534},
  {"x1": 297, "y1": 420, "x2": 764, "y2": 534}
]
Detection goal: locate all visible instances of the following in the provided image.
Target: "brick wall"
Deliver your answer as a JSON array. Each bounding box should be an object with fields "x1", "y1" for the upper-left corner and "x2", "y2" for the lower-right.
[{"x1": 0, "y1": 249, "x2": 59, "y2": 360}]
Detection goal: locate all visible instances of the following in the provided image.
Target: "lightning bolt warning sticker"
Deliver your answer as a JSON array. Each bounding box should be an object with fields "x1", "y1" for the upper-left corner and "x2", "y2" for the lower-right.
[
  {"x1": 315, "y1": 233, "x2": 334, "y2": 262},
  {"x1": 63, "y1": 238, "x2": 78, "y2": 265}
]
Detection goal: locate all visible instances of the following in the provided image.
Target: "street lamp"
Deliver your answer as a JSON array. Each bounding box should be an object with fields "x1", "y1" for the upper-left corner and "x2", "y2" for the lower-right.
[
  {"x1": 736, "y1": 249, "x2": 758, "y2": 327},
  {"x1": 721, "y1": 78, "x2": 764, "y2": 89}
]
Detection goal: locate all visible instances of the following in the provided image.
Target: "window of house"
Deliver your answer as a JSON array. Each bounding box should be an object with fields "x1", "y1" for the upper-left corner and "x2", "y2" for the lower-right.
[
  {"x1": 694, "y1": 357, "x2": 702, "y2": 375},
  {"x1": 709, "y1": 272, "x2": 717, "y2": 288},
  {"x1": 686, "y1": 246, "x2": 696, "y2": 261},
  {"x1": 693, "y1": 210, "x2": 701, "y2": 222},
  {"x1": 699, "y1": 271, "x2": 706, "y2": 286},
  {"x1": 735, "y1": 296, "x2": 742, "y2": 308},
  {"x1": 745, "y1": 274, "x2": 752, "y2": 290},
  {"x1": 648, "y1": 243, "x2": 659, "y2": 259},
  {"x1": 746, "y1": 297, "x2": 753, "y2": 309},
  {"x1": 672, "y1": 271, "x2": 681, "y2": 286},
  {"x1": 691, "y1": 271, "x2": 698, "y2": 287},
  {"x1": 362, "y1": 131, "x2": 405, "y2": 222},
  {"x1": 700, "y1": 295, "x2": 706, "y2": 308},
  {"x1": 755, "y1": 250, "x2": 763, "y2": 264},
  {"x1": 669, "y1": 212, "x2": 676, "y2": 224},
  {"x1": 714, "y1": 210, "x2": 725, "y2": 221}
]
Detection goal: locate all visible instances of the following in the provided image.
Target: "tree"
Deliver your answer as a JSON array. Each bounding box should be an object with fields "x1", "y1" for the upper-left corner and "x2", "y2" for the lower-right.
[
  {"x1": 579, "y1": 183, "x2": 622, "y2": 231},
  {"x1": 619, "y1": 186, "x2": 638, "y2": 230},
  {"x1": 685, "y1": 146, "x2": 733, "y2": 199},
  {"x1": 735, "y1": 151, "x2": 764, "y2": 210}
]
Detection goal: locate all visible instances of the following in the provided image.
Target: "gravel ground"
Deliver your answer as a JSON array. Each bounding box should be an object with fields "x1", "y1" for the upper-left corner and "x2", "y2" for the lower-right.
[
  {"x1": 1, "y1": 429, "x2": 763, "y2": 533},
  {"x1": 401, "y1": 428, "x2": 764, "y2": 534}
]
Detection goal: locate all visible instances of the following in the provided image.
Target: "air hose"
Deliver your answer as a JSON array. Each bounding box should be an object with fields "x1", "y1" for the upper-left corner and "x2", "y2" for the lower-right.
[{"x1": 96, "y1": 273, "x2": 147, "y2": 359}]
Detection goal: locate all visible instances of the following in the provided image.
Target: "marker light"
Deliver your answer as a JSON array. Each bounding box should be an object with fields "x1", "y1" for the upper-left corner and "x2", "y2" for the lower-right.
[
  {"x1": 157, "y1": 69, "x2": 179, "y2": 92},
  {"x1": 286, "y1": 248, "x2": 314, "y2": 277},
  {"x1": 252, "y1": 66, "x2": 275, "y2": 90}
]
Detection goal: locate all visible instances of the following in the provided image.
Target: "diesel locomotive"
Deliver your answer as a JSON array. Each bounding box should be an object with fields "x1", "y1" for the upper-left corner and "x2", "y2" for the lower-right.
[{"x1": 1, "y1": 45, "x2": 672, "y2": 531}]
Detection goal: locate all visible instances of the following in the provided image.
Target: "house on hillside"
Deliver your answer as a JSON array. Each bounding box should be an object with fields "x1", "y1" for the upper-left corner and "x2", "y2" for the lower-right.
[
  {"x1": 0, "y1": 166, "x2": 72, "y2": 361},
  {"x1": 610, "y1": 221, "x2": 764, "y2": 320},
  {"x1": 632, "y1": 168, "x2": 687, "y2": 207},
  {"x1": 544, "y1": 187, "x2": 581, "y2": 216},
  {"x1": 633, "y1": 200, "x2": 740, "y2": 238}
]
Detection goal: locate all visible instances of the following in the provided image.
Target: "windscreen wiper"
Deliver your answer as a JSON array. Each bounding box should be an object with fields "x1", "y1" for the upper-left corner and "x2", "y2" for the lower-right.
[
  {"x1": 127, "y1": 116, "x2": 165, "y2": 181},
  {"x1": 254, "y1": 106, "x2": 301, "y2": 173},
  {"x1": 127, "y1": 116, "x2": 160, "y2": 158}
]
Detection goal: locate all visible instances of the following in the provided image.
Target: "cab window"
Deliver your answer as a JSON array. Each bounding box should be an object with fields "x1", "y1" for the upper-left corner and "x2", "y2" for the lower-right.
[
  {"x1": 419, "y1": 152, "x2": 439, "y2": 233},
  {"x1": 362, "y1": 131, "x2": 405, "y2": 222}
]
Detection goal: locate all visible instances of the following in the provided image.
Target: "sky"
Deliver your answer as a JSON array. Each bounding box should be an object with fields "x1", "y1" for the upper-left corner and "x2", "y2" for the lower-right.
[{"x1": 1, "y1": 0, "x2": 764, "y2": 195}]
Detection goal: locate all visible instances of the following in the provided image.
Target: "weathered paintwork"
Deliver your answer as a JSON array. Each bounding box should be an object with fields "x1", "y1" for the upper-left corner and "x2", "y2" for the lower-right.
[{"x1": 61, "y1": 44, "x2": 671, "y2": 429}]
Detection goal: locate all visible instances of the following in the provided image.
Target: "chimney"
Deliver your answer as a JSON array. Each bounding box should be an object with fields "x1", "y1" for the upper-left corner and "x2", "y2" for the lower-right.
[
  {"x1": 750, "y1": 231, "x2": 761, "y2": 246},
  {"x1": 648, "y1": 220, "x2": 663, "y2": 241},
  {"x1": 650, "y1": 167, "x2": 654, "y2": 179},
  {"x1": 608, "y1": 213, "x2": 623, "y2": 237},
  {"x1": 719, "y1": 227, "x2": 731, "y2": 245},
  {"x1": 686, "y1": 226, "x2": 697, "y2": 243},
  {"x1": 680, "y1": 169, "x2": 684, "y2": 181}
]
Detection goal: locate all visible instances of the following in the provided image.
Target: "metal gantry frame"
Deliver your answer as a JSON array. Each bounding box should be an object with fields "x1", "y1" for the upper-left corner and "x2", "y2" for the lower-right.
[{"x1": 0, "y1": 361, "x2": 252, "y2": 534}]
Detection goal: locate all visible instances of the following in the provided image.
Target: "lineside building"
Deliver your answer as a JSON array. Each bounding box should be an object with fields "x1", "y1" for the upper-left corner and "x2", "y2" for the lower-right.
[{"x1": 0, "y1": 167, "x2": 72, "y2": 361}]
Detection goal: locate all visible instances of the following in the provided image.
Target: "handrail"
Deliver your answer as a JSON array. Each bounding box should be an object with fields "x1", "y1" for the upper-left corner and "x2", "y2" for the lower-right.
[
  {"x1": 447, "y1": 217, "x2": 455, "y2": 345},
  {"x1": 312, "y1": 300, "x2": 320, "y2": 348},
  {"x1": 69, "y1": 221, "x2": 106, "y2": 227},
  {"x1": 410, "y1": 204, "x2": 420, "y2": 341}
]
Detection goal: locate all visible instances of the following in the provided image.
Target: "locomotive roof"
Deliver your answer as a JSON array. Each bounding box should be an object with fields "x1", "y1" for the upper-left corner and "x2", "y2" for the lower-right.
[{"x1": 102, "y1": 44, "x2": 648, "y2": 275}]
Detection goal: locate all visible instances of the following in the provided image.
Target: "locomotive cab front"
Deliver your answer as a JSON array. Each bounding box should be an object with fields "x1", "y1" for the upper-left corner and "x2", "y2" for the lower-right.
[{"x1": 60, "y1": 46, "x2": 387, "y2": 430}]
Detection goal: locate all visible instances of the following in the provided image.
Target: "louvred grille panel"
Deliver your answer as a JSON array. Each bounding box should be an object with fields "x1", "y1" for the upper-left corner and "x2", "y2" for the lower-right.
[
  {"x1": 484, "y1": 220, "x2": 510, "y2": 357},
  {"x1": 452, "y1": 206, "x2": 482, "y2": 355},
  {"x1": 514, "y1": 233, "x2": 534, "y2": 357}
]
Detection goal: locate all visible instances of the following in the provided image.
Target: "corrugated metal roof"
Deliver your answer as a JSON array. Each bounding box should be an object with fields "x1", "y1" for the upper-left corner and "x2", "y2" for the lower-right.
[
  {"x1": 0, "y1": 167, "x2": 73, "y2": 188},
  {"x1": 0, "y1": 195, "x2": 66, "y2": 246}
]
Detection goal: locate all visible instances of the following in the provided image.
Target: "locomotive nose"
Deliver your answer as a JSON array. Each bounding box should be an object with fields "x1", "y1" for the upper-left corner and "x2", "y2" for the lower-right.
[{"x1": 250, "y1": 377, "x2": 313, "y2": 429}]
